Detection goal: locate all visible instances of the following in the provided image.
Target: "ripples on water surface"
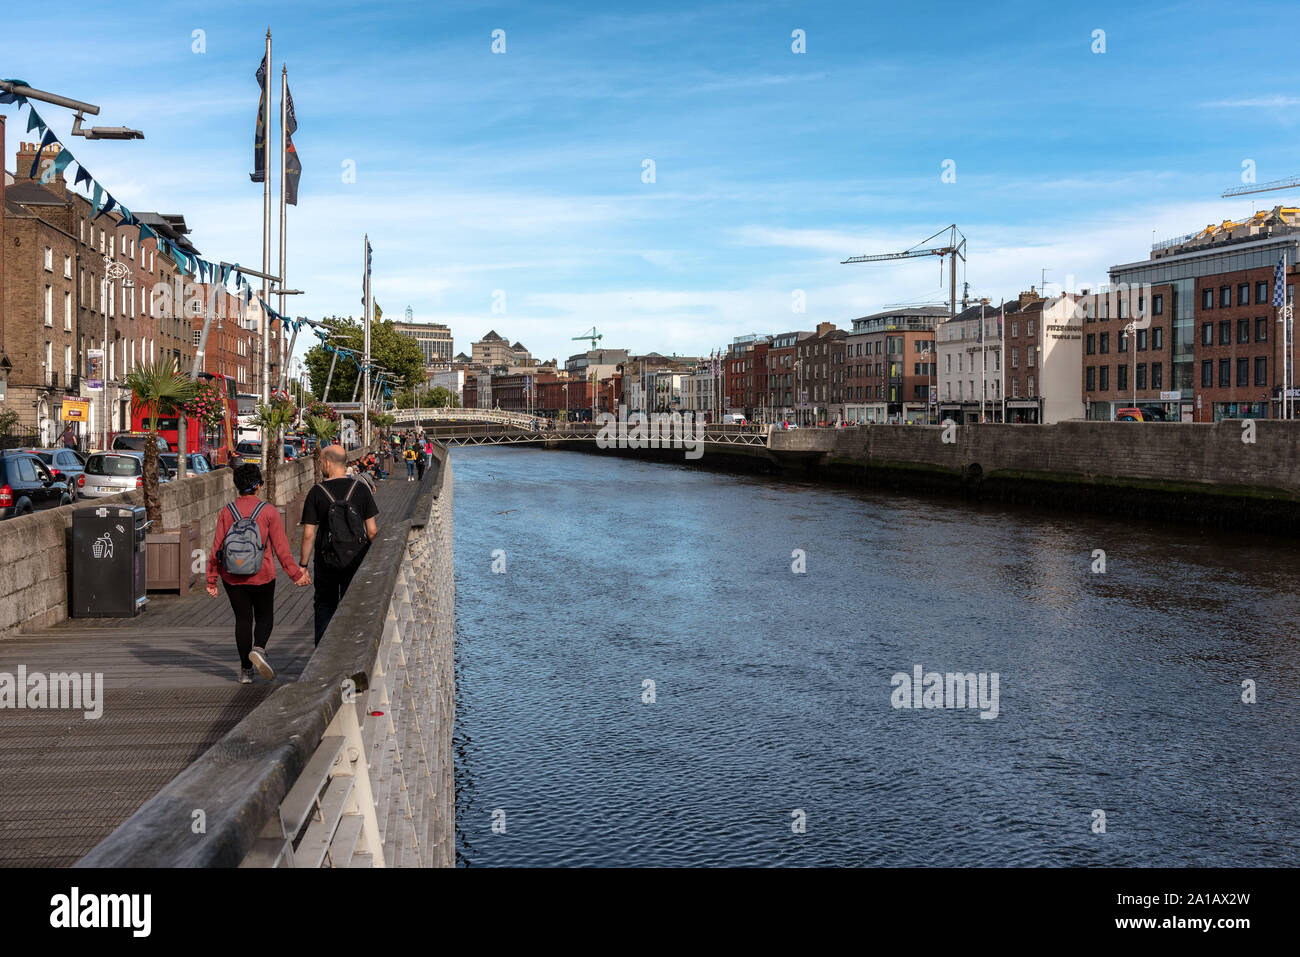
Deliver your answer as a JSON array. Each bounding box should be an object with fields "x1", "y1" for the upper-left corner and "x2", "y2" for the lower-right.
[{"x1": 453, "y1": 446, "x2": 1300, "y2": 866}]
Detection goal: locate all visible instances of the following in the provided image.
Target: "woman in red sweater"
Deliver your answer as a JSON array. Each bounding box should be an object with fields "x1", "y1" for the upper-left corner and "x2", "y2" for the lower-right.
[{"x1": 206, "y1": 463, "x2": 311, "y2": 683}]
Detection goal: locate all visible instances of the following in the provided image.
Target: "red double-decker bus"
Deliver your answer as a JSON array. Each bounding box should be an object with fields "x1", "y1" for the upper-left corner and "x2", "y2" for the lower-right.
[{"x1": 127, "y1": 372, "x2": 239, "y2": 466}]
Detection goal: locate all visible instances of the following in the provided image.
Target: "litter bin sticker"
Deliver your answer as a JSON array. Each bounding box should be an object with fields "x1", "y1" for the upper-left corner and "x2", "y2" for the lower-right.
[{"x1": 92, "y1": 533, "x2": 115, "y2": 560}]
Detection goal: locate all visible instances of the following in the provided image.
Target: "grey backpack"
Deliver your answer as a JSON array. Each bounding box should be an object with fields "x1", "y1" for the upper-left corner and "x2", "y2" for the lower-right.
[{"x1": 220, "y1": 500, "x2": 268, "y2": 576}]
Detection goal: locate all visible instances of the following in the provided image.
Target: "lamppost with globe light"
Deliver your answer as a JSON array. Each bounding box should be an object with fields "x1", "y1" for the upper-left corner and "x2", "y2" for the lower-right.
[{"x1": 101, "y1": 255, "x2": 134, "y2": 451}]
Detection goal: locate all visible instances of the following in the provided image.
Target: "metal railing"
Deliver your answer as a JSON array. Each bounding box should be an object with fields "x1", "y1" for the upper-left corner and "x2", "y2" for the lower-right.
[
  {"x1": 77, "y1": 444, "x2": 454, "y2": 868},
  {"x1": 392, "y1": 407, "x2": 551, "y2": 430}
]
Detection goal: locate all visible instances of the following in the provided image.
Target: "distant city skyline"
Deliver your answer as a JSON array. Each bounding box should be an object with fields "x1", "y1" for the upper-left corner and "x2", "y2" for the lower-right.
[{"x1": 4, "y1": 0, "x2": 1300, "y2": 367}]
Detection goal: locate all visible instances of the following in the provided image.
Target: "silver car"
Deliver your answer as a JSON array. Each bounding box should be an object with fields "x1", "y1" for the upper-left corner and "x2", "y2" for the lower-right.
[
  {"x1": 81, "y1": 452, "x2": 176, "y2": 498},
  {"x1": 160, "y1": 452, "x2": 213, "y2": 478}
]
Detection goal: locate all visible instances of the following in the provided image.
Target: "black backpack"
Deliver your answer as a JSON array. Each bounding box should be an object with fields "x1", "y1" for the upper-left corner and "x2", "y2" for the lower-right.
[{"x1": 318, "y1": 480, "x2": 369, "y2": 568}]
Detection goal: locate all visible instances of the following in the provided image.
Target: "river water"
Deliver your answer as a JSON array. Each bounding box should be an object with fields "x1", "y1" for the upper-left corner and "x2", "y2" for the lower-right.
[{"x1": 452, "y1": 445, "x2": 1300, "y2": 866}]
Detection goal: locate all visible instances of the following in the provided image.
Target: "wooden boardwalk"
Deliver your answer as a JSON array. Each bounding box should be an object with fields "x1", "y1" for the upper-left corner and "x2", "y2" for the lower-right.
[{"x1": 0, "y1": 473, "x2": 422, "y2": 867}]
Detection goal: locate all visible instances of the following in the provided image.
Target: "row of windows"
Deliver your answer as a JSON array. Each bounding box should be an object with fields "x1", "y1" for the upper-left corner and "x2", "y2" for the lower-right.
[
  {"x1": 1201, "y1": 318, "x2": 1269, "y2": 345},
  {"x1": 1202, "y1": 282, "x2": 1271, "y2": 310},
  {"x1": 43, "y1": 247, "x2": 72, "y2": 278},
  {"x1": 1086, "y1": 328, "x2": 1165, "y2": 355},
  {"x1": 1086, "y1": 362, "x2": 1165, "y2": 392},
  {"x1": 1201, "y1": 356, "x2": 1269, "y2": 388},
  {"x1": 1084, "y1": 295, "x2": 1163, "y2": 321},
  {"x1": 945, "y1": 351, "x2": 1003, "y2": 373}
]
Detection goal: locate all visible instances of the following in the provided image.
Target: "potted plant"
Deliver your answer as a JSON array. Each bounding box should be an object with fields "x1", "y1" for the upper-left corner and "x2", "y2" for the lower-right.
[
  {"x1": 182, "y1": 377, "x2": 228, "y2": 465},
  {"x1": 302, "y1": 413, "x2": 339, "y2": 485},
  {"x1": 250, "y1": 391, "x2": 297, "y2": 507},
  {"x1": 122, "y1": 360, "x2": 199, "y2": 593}
]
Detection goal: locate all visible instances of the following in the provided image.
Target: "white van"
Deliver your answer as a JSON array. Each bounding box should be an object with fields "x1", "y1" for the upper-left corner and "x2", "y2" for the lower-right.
[{"x1": 722, "y1": 413, "x2": 747, "y2": 426}]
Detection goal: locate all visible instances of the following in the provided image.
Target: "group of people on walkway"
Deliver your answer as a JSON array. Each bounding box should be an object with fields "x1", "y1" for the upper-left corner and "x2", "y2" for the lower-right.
[
  {"x1": 392, "y1": 429, "x2": 434, "y2": 483},
  {"x1": 205, "y1": 443, "x2": 382, "y2": 684}
]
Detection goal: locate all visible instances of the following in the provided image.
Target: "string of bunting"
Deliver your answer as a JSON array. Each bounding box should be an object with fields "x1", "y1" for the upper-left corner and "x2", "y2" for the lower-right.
[{"x1": 1, "y1": 84, "x2": 308, "y2": 334}]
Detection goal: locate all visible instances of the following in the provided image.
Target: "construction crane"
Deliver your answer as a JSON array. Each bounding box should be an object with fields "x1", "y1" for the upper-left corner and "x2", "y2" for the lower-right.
[
  {"x1": 842, "y1": 224, "x2": 966, "y2": 321},
  {"x1": 1223, "y1": 175, "x2": 1300, "y2": 198},
  {"x1": 572, "y1": 327, "x2": 602, "y2": 349},
  {"x1": 843, "y1": 225, "x2": 966, "y2": 426}
]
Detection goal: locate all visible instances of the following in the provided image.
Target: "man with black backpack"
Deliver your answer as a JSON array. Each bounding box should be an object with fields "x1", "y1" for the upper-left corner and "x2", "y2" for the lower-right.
[{"x1": 299, "y1": 445, "x2": 379, "y2": 646}]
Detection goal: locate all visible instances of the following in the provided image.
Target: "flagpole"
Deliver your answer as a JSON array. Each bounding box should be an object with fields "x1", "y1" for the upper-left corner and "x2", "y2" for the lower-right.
[
  {"x1": 260, "y1": 28, "x2": 272, "y2": 476},
  {"x1": 1000, "y1": 299, "x2": 1006, "y2": 423},
  {"x1": 363, "y1": 234, "x2": 371, "y2": 449},
  {"x1": 980, "y1": 302, "x2": 986, "y2": 423},
  {"x1": 277, "y1": 64, "x2": 287, "y2": 394}
]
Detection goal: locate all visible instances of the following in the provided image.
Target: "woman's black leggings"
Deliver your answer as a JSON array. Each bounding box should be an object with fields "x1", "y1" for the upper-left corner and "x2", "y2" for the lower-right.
[{"x1": 223, "y1": 579, "x2": 276, "y2": 669}]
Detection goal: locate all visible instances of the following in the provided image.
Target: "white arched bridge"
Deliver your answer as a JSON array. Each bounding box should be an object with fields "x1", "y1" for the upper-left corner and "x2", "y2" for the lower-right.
[{"x1": 389, "y1": 407, "x2": 772, "y2": 449}]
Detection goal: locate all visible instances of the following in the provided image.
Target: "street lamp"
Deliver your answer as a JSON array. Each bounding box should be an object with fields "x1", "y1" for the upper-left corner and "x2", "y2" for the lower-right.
[
  {"x1": 0, "y1": 81, "x2": 144, "y2": 139},
  {"x1": 101, "y1": 255, "x2": 134, "y2": 452},
  {"x1": 1123, "y1": 321, "x2": 1137, "y2": 408}
]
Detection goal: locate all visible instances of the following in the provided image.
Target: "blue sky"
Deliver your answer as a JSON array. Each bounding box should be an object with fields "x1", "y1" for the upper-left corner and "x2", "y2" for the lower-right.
[{"x1": 5, "y1": 0, "x2": 1300, "y2": 365}]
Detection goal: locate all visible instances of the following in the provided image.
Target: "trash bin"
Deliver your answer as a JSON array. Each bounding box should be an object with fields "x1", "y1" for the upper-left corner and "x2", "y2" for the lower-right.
[{"x1": 70, "y1": 504, "x2": 149, "y2": 618}]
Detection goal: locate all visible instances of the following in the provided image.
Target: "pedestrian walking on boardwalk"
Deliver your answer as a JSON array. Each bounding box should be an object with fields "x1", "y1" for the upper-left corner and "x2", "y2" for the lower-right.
[
  {"x1": 205, "y1": 462, "x2": 311, "y2": 684},
  {"x1": 403, "y1": 445, "x2": 417, "y2": 481},
  {"x1": 415, "y1": 442, "x2": 426, "y2": 481},
  {"x1": 300, "y1": 445, "x2": 379, "y2": 646}
]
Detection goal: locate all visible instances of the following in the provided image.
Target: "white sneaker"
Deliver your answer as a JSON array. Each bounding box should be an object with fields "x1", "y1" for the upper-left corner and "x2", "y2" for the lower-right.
[
  {"x1": 239, "y1": 667, "x2": 254, "y2": 684},
  {"x1": 249, "y1": 646, "x2": 275, "y2": 679}
]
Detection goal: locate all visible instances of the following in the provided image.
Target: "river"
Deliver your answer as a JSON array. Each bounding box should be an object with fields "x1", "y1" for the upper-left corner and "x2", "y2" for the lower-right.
[{"x1": 452, "y1": 445, "x2": 1300, "y2": 866}]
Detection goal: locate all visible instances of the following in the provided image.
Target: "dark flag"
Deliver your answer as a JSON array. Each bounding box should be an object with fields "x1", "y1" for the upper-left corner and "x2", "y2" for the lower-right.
[
  {"x1": 284, "y1": 83, "x2": 300, "y2": 205},
  {"x1": 250, "y1": 54, "x2": 267, "y2": 183}
]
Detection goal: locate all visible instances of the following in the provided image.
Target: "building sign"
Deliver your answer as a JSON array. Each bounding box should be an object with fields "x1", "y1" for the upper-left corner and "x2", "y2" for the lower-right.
[
  {"x1": 929, "y1": 386, "x2": 937, "y2": 405},
  {"x1": 87, "y1": 349, "x2": 104, "y2": 390},
  {"x1": 1159, "y1": 391, "x2": 1181, "y2": 401},
  {"x1": 61, "y1": 399, "x2": 91, "y2": 422},
  {"x1": 1006, "y1": 400, "x2": 1038, "y2": 409}
]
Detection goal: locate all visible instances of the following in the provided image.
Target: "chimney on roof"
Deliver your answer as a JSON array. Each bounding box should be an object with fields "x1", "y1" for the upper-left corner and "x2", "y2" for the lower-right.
[
  {"x1": 815, "y1": 321, "x2": 836, "y2": 335},
  {"x1": 15, "y1": 141, "x2": 67, "y2": 189},
  {"x1": 1018, "y1": 287, "x2": 1042, "y2": 308}
]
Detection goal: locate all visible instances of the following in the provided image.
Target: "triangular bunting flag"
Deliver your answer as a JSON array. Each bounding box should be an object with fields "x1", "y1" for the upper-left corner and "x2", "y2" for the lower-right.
[
  {"x1": 73, "y1": 165, "x2": 93, "y2": 189},
  {"x1": 93, "y1": 193, "x2": 117, "y2": 220},
  {"x1": 26, "y1": 108, "x2": 45, "y2": 135},
  {"x1": 90, "y1": 183, "x2": 104, "y2": 216},
  {"x1": 52, "y1": 149, "x2": 75, "y2": 177},
  {"x1": 29, "y1": 128, "x2": 57, "y2": 179}
]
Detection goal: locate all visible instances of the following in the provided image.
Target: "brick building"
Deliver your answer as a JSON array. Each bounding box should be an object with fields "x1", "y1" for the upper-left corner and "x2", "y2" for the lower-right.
[
  {"x1": 536, "y1": 376, "x2": 592, "y2": 418},
  {"x1": 796, "y1": 322, "x2": 846, "y2": 425},
  {"x1": 843, "y1": 307, "x2": 941, "y2": 424},
  {"x1": 3, "y1": 141, "x2": 214, "y2": 445},
  {"x1": 1107, "y1": 207, "x2": 1300, "y2": 422},
  {"x1": 1, "y1": 177, "x2": 79, "y2": 443},
  {"x1": 764, "y1": 330, "x2": 812, "y2": 421},
  {"x1": 1080, "y1": 283, "x2": 1176, "y2": 421}
]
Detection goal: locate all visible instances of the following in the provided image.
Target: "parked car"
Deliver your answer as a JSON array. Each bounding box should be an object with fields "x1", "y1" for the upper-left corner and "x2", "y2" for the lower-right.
[
  {"x1": 112, "y1": 432, "x2": 170, "y2": 454},
  {"x1": 80, "y1": 452, "x2": 175, "y2": 499},
  {"x1": 0, "y1": 450, "x2": 73, "y2": 519},
  {"x1": 29, "y1": 448, "x2": 87, "y2": 500},
  {"x1": 234, "y1": 441, "x2": 263, "y2": 461},
  {"x1": 159, "y1": 451, "x2": 213, "y2": 478}
]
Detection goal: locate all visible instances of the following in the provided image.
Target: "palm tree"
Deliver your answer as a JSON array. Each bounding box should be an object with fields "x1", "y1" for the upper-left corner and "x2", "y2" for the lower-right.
[
  {"x1": 123, "y1": 360, "x2": 198, "y2": 525},
  {"x1": 251, "y1": 397, "x2": 297, "y2": 504},
  {"x1": 302, "y1": 414, "x2": 339, "y2": 484}
]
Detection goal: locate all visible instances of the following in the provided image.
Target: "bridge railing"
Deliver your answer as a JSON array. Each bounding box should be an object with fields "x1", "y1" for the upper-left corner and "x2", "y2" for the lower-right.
[
  {"x1": 393, "y1": 407, "x2": 551, "y2": 430},
  {"x1": 77, "y1": 444, "x2": 455, "y2": 868}
]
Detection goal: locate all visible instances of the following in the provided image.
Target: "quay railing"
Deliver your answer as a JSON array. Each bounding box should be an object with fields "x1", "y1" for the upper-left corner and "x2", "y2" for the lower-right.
[
  {"x1": 77, "y1": 443, "x2": 454, "y2": 868},
  {"x1": 392, "y1": 407, "x2": 551, "y2": 430}
]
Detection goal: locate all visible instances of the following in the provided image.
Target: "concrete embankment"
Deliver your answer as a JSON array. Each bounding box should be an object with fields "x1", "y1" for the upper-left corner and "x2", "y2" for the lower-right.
[{"x1": 549, "y1": 421, "x2": 1300, "y2": 533}]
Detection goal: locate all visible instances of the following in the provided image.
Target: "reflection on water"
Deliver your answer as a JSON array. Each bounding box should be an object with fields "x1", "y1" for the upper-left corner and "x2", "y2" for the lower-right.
[{"x1": 454, "y1": 446, "x2": 1300, "y2": 866}]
